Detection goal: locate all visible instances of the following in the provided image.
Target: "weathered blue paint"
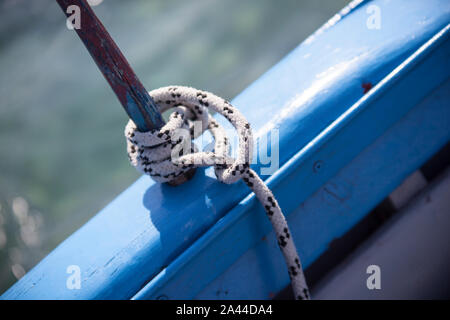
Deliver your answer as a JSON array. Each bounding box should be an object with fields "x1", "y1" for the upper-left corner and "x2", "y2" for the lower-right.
[
  {"x1": 2, "y1": 0, "x2": 449, "y2": 299},
  {"x1": 195, "y1": 79, "x2": 450, "y2": 299},
  {"x1": 134, "y1": 23, "x2": 450, "y2": 300}
]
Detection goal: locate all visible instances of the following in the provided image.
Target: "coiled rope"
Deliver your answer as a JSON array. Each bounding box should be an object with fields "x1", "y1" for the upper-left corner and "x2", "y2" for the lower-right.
[{"x1": 125, "y1": 86, "x2": 310, "y2": 300}]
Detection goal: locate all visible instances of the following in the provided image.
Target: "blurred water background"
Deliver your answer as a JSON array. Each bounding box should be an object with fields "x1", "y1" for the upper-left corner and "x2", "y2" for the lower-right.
[{"x1": 0, "y1": 0, "x2": 348, "y2": 293}]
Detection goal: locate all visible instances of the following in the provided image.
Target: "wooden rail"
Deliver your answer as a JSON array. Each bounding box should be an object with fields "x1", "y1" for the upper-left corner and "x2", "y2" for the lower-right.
[{"x1": 2, "y1": 0, "x2": 449, "y2": 299}]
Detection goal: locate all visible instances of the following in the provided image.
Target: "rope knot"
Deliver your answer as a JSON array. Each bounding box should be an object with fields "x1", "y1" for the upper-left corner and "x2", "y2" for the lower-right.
[
  {"x1": 124, "y1": 85, "x2": 310, "y2": 299},
  {"x1": 125, "y1": 86, "x2": 253, "y2": 184}
]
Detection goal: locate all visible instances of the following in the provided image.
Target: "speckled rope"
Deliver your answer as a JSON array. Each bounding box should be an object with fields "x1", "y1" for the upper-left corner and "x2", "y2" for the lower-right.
[{"x1": 125, "y1": 86, "x2": 310, "y2": 300}]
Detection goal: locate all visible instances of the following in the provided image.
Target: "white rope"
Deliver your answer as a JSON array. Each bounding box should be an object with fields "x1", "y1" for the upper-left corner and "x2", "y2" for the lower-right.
[{"x1": 125, "y1": 86, "x2": 310, "y2": 300}]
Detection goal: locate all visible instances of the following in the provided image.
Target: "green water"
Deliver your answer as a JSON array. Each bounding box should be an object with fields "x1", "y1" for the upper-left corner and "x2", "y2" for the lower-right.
[{"x1": 0, "y1": 0, "x2": 348, "y2": 293}]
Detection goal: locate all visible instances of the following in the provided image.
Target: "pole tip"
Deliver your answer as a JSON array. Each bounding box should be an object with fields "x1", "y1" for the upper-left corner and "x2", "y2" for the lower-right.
[{"x1": 166, "y1": 168, "x2": 197, "y2": 186}]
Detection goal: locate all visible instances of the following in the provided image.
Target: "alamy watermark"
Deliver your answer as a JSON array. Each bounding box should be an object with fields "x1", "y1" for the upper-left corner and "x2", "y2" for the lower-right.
[
  {"x1": 366, "y1": 264, "x2": 381, "y2": 290},
  {"x1": 366, "y1": 4, "x2": 381, "y2": 30},
  {"x1": 66, "y1": 265, "x2": 81, "y2": 290},
  {"x1": 167, "y1": 121, "x2": 280, "y2": 176},
  {"x1": 66, "y1": 0, "x2": 104, "y2": 30}
]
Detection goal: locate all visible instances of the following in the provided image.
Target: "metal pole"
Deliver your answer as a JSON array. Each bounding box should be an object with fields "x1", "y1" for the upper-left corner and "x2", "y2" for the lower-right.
[
  {"x1": 56, "y1": 0, "x2": 165, "y2": 132},
  {"x1": 56, "y1": 0, "x2": 195, "y2": 185}
]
